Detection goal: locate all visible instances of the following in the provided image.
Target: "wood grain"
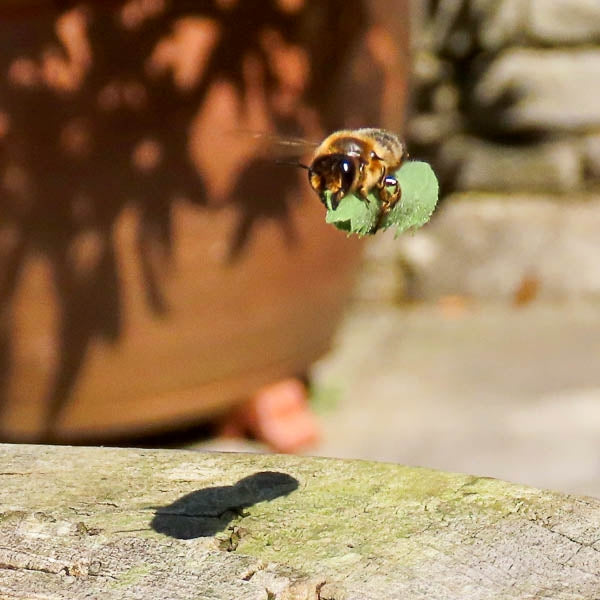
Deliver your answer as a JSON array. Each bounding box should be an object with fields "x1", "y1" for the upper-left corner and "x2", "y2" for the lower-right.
[{"x1": 1, "y1": 444, "x2": 599, "y2": 599}]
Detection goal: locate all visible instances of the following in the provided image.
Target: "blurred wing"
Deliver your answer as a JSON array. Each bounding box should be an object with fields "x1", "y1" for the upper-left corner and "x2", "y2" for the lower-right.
[{"x1": 232, "y1": 130, "x2": 318, "y2": 163}]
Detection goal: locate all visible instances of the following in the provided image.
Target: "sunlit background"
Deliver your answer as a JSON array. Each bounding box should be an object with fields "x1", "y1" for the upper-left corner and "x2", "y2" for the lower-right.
[{"x1": 2, "y1": 0, "x2": 600, "y2": 497}]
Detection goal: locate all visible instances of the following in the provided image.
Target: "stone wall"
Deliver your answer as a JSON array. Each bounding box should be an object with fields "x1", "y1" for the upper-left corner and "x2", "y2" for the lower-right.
[
  {"x1": 409, "y1": 0, "x2": 600, "y2": 192},
  {"x1": 358, "y1": 0, "x2": 600, "y2": 303}
]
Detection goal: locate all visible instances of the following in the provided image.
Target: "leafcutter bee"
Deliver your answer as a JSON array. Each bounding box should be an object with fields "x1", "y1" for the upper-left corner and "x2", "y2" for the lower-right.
[
  {"x1": 307, "y1": 128, "x2": 406, "y2": 215},
  {"x1": 247, "y1": 127, "x2": 407, "y2": 218}
]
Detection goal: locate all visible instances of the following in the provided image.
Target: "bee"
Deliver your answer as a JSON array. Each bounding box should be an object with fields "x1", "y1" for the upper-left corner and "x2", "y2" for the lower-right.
[
  {"x1": 245, "y1": 127, "x2": 407, "y2": 218},
  {"x1": 307, "y1": 128, "x2": 407, "y2": 215}
]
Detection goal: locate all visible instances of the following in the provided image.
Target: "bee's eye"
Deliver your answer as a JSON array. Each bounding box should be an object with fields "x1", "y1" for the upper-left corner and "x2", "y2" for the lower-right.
[{"x1": 338, "y1": 157, "x2": 356, "y2": 193}]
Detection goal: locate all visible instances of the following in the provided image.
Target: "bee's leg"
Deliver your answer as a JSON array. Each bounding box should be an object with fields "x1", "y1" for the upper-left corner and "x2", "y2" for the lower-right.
[
  {"x1": 356, "y1": 187, "x2": 371, "y2": 205},
  {"x1": 356, "y1": 161, "x2": 370, "y2": 204},
  {"x1": 371, "y1": 175, "x2": 402, "y2": 234},
  {"x1": 378, "y1": 175, "x2": 401, "y2": 215}
]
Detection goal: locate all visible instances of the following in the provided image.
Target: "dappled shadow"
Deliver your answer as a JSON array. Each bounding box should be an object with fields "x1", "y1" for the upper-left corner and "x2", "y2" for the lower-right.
[
  {"x1": 227, "y1": 157, "x2": 301, "y2": 261},
  {"x1": 151, "y1": 471, "x2": 299, "y2": 540},
  {"x1": 0, "y1": 0, "x2": 376, "y2": 437}
]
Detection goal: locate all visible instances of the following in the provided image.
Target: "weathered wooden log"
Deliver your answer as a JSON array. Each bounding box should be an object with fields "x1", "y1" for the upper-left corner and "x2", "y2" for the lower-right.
[{"x1": 0, "y1": 444, "x2": 599, "y2": 599}]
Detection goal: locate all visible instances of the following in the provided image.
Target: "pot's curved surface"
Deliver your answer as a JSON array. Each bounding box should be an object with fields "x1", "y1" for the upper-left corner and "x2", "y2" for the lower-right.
[{"x1": 0, "y1": 0, "x2": 410, "y2": 441}]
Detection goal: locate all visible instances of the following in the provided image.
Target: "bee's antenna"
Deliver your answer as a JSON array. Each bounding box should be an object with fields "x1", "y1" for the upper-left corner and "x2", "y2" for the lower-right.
[{"x1": 275, "y1": 158, "x2": 310, "y2": 170}]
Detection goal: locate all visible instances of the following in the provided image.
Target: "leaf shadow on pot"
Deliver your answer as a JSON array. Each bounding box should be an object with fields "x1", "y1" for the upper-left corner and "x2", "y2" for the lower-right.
[
  {"x1": 227, "y1": 157, "x2": 302, "y2": 262},
  {"x1": 0, "y1": 0, "x2": 370, "y2": 438},
  {"x1": 150, "y1": 471, "x2": 299, "y2": 540}
]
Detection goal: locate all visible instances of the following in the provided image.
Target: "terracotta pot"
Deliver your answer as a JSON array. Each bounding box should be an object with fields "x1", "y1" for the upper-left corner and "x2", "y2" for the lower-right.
[{"x1": 0, "y1": 0, "x2": 410, "y2": 442}]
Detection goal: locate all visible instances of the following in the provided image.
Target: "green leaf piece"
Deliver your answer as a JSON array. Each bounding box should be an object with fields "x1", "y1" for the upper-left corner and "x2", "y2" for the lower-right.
[
  {"x1": 324, "y1": 161, "x2": 439, "y2": 236},
  {"x1": 324, "y1": 191, "x2": 381, "y2": 235}
]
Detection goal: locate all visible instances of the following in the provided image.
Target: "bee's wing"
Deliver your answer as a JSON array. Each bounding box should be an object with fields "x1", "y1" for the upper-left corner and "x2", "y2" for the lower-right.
[
  {"x1": 232, "y1": 130, "x2": 318, "y2": 164},
  {"x1": 237, "y1": 130, "x2": 318, "y2": 149}
]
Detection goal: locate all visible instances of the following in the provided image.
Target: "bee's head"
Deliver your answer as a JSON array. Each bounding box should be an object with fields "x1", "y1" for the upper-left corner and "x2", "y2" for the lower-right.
[{"x1": 308, "y1": 153, "x2": 359, "y2": 208}]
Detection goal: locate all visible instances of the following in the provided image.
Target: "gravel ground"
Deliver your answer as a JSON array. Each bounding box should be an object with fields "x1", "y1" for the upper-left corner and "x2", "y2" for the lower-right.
[{"x1": 198, "y1": 301, "x2": 600, "y2": 498}]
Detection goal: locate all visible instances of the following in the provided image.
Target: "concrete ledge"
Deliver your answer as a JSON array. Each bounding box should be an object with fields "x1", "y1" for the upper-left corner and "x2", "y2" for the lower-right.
[
  {"x1": 1, "y1": 444, "x2": 599, "y2": 598},
  {"x1": 391, "y1": 194, "x2": 600, "y2": 301}
]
